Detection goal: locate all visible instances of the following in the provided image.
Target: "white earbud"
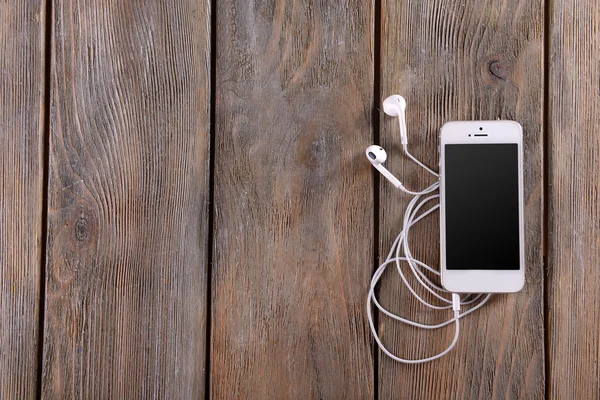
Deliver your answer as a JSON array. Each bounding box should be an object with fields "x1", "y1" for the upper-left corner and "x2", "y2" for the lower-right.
[
  {"x1": 383, "y1": 95, "x2": 408, "y2": 146},
  {"x1": 366, "y1": 145, "x2": 403, "y2": 189}
]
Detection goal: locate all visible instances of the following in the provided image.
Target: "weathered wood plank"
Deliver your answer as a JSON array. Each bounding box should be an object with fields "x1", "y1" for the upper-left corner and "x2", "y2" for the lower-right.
[
  {"x1": 0, "y1": 1, "x2": 46, "y2": 398},
  {"x1": 547, "y1": 1, "x2": 600, "y2": 398},
  {"x1": 41, "y1": 1, "x2": 211, "y2": 397},
  {"x1": 211, "y1": 1, "x2": 375, "y2": 398},
  {"x1": 378, "y1": 1, "x2": 545, "y2": 398}
]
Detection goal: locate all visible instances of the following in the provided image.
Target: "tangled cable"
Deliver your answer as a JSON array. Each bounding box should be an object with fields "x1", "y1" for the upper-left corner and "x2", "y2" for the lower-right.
[{"x1": 366, "y1": 146, "x2": 492, "y2": 364}]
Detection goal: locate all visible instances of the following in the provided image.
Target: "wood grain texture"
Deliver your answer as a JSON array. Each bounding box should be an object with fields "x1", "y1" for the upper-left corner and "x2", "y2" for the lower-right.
[
  {"x1": 212, "y1": 1, "x2": 374, "y2": 398},
  {"x1": 377, "y1": 1, "x2": 545, "y2": 398},
  {"x1": 41, "y1": 1, "x2": 211, "y2": 397},
  {"x1": 547, "y1": 1, "x2": 600, "y2": 398},
  {"x1": 0, "y1": 1, "x2": 46, "y2": 398}
]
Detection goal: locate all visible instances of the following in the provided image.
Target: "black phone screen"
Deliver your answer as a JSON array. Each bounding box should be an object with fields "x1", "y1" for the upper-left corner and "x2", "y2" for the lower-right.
[{"x1": 444, "y1": 144, "x2": 520, "y2": 270}]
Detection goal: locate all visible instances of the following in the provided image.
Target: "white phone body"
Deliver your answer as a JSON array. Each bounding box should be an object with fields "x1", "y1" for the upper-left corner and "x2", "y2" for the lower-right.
[{"x1": 440, "y1": 120, "x2": 525, "y2": 293}]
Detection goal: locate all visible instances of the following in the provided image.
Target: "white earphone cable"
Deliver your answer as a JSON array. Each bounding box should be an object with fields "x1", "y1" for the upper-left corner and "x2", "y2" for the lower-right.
[{"x1": 367, "y1": 142, "x2": 491, "y2": 364}]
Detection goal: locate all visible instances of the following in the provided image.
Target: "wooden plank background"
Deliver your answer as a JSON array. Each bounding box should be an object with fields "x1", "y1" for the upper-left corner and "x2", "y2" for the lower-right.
[
  {"x1": 378, "y1": 1, "x2": 545, "y2": 399},
  {"x1": 547, "y1": 0, "x2": 600, "y2": 398},
  {"x1": 211, "y1": 1, "x2": 375, "y2": 398},
  {"x1": 0, "y1": 1, "x2": 46, "y2": 398},
  {"x1": 0, "y1": 0, "x2": 598, "y2": 398},
  {"x1": 40, "y1": 0, "x2": 211, "y2": 397}
]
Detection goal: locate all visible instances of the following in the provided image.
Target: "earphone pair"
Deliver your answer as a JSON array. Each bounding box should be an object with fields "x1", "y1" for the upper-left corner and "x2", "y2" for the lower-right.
[
  {"x1": 366, "y1": 95, "x2": 490, "y2": 363},
  {"x1": 366, "y1": 96, "x2": 408, "y2": 191},
  {"x1": 366, "y1": 95, "x2": 438, "y2": 196}
]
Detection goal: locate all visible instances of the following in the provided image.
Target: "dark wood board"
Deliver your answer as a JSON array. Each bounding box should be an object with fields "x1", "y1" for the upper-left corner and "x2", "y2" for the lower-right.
[
  {"x1": 211, "y1": 1, "x2": 375, "y2": 398},
  {"x1": 0, "y1": 1, "x2": 46, "y2": 397},
  {"x1": 377, "y1": 0, "x2": 545, "y2": 398},
  {"x1": 40, "y1": 1, "x2": 211, "y2": 397},
  {"x1": 547, "y1": 1, "x2": 600, "y2": 398}
]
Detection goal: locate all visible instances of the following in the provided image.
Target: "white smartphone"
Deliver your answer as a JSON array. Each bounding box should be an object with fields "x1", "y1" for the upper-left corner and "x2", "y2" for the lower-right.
[{"x1": 439, "y1": 120, "x2": 525, "y2": 293}]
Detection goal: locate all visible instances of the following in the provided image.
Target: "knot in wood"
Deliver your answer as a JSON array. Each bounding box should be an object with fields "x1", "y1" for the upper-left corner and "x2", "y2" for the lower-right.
[
  {"x1": 488, "y1": 60, "x2": 509, "y2": 81},
  {"x1": 75, "y1": 214, "x2": 90, "y2": 242},
  {"x1": 68, "y1": 206, "x2": 96, "y2": 249}
]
